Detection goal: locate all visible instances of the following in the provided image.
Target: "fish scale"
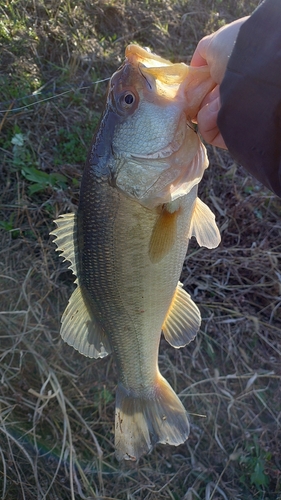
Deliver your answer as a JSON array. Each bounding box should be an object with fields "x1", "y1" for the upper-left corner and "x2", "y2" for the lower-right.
[
  {"x1": 79, "y1": 177, "x2": 163, "y2": 390},
  {"x1": 51, "y1": 44, "x2": 221, "y2": 461}
]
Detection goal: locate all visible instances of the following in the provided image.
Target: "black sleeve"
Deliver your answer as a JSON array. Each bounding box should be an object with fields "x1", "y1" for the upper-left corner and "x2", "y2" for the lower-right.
[{"x1": 217, "y1": 0, "x2": 281, "y2": 197}]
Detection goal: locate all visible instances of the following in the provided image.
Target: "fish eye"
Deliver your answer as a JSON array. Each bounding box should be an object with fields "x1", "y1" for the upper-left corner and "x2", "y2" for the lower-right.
[
  {"x1": 120, "y1": 91, "x2": 136, "y2": 107},
  {"x1": 124, "y1": 93, "x2": 134, "y2": 105}
]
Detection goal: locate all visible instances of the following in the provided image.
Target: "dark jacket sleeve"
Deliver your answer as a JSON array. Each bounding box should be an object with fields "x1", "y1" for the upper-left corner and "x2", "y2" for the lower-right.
[{"x1": 217, "y1": 0, "x2": 281, "y2": 197}]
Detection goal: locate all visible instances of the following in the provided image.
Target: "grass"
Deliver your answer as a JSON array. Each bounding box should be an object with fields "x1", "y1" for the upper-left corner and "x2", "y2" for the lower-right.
[{"x1": 0, "y1": 0, "x2": 281, "y2": 499}]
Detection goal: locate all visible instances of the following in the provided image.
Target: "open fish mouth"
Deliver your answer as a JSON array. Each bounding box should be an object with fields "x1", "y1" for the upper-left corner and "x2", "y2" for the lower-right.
[
  {"x1": 126, "y1": 44, "x2": 190, "y2": 100},
  {"x1": 111, "y1": 44, "x2": 209, "y2": 208}
]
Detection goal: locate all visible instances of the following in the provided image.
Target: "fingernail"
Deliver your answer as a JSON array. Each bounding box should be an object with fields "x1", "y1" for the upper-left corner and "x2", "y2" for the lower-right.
[{"x1": 208, "y1": 96, "x2": 220, "y2": 113}]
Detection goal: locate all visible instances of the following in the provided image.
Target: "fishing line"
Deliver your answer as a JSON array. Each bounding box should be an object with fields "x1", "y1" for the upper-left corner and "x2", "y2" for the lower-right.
[{"x1": 0, "y1": 77, "x2": 110, "y2": 114}]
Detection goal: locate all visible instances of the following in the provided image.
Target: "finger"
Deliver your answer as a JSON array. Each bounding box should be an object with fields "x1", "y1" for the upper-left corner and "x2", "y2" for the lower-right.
[
  {"x1": 190, "y1": 35, "x2": 212, "y2": 67},
  {"x1": 197, "y1": 96, "x2": 227, "y2": 149},
  {"x1": 201, "y1": 84, "x2": 220, "y2": 108},
  {"x1": 190, "y1": 50, "x2": 207, "y2": 67},
  {"x1": 191, "y1": 86, "x2": 220, "y2": 126}
]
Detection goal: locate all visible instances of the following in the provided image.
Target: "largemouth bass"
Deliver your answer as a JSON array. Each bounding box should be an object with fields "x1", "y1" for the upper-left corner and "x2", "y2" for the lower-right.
[{"x1": 51, "y1": 45, "x2": 220, "y2": 461}]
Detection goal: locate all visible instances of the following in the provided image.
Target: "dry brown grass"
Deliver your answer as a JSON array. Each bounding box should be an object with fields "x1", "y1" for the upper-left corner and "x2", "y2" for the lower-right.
[{"x1": 0, "y1": 0, "x2": 280, "y2": 499}]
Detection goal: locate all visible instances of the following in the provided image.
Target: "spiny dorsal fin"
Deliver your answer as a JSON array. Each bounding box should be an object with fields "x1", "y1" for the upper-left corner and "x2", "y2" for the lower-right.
[
  {"x1": 149, "y1": 206, "x2": 180, "y2": 264},
  {"x1": 61, "y1": 285, "x2": 111, "y2": 359},
  {"x1": 188, "y1": 197, "x2": 221, "y2": 249},
  {"x1": 162, "y1": 282, "x2": 201, "y2": 348},
  {"x1": 50, "y1": 213, "x2": 78, "y2": 277}
]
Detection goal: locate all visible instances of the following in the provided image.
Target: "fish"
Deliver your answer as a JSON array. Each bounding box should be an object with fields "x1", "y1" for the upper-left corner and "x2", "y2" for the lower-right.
[{"x1": 50, "y1": 44, "x2": 221, "y2": 461}]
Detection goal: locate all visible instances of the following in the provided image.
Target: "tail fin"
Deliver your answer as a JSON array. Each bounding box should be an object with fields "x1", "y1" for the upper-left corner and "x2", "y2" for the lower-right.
[{"x1": 115, "y1": 374, "x2": 189, "y2": 461}]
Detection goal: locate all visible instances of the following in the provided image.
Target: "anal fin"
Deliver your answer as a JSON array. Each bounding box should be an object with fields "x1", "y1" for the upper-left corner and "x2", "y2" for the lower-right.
[
  {"x1": 162, "y1": 282, "x2": 201, "y2": 348},
  {"x1": 61, "y1": 285, "x2": 111, "y2": 359}
]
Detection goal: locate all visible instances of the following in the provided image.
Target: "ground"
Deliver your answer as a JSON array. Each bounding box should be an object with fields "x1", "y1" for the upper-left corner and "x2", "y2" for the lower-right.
[{"x1": 0, "y1": 1, "x2": 280, "y2": 499}]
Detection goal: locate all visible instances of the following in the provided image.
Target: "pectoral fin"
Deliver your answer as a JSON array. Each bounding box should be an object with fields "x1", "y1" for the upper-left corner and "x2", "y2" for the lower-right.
[
  {"x1": 162, "y1": 282, "x2": 201, "y2": 348},
  {"x1": 50, "y1": 213, "x2": 78, "y2": 277},
  {"x1": 61, "y1": 285, "x2": 111, "y2": 359},
  {"x1": 149, "y1": 206, "x2": 180, "y2": 264},
  {"x1": 188, "y1": 197, "x2": 221, "y2": 249}
]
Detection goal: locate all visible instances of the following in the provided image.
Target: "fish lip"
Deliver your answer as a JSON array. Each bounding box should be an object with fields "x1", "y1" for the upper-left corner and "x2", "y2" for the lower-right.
[{"x1": 125, "y1": 44, "x2": 172, "y2": 68}]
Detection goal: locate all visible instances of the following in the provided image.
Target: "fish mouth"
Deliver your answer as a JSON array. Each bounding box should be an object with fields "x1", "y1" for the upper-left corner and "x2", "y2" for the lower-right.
[
  {"x1": 112, "y1": 45, "x2": 208, "y2": 208},
  {"x1": 125, "y1": 44, "x2": 172, "y2": 68},
  {"x1": 125, "y1": 44, "x2": 190, "y2": 99}
]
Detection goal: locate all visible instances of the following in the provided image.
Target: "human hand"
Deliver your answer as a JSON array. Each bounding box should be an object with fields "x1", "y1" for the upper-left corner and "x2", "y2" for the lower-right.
[
  {"x1": 195, "y1": 84, "x2": 226, "y2": 148},
  {"x1": 190, "y1": 17, "x2": 248, "y2": 148}
]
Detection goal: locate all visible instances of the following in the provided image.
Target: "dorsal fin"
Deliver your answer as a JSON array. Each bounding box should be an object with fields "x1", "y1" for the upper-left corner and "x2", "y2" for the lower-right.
[
  {"x1": 188, "y1": 197, "x2": 221, "y2": 248},
  {"x1": 162, "y1": 282, "x2": 201, "y2": 348},
  {"x1": 50, "y1": 213, "x2": 78, "y2": 277},
  {"x1": 50, "y1": 213, "x2": 111, "y2": 358},
  {"x1": 61, "y1": 285, "x2": 111, "y2": 359}
]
